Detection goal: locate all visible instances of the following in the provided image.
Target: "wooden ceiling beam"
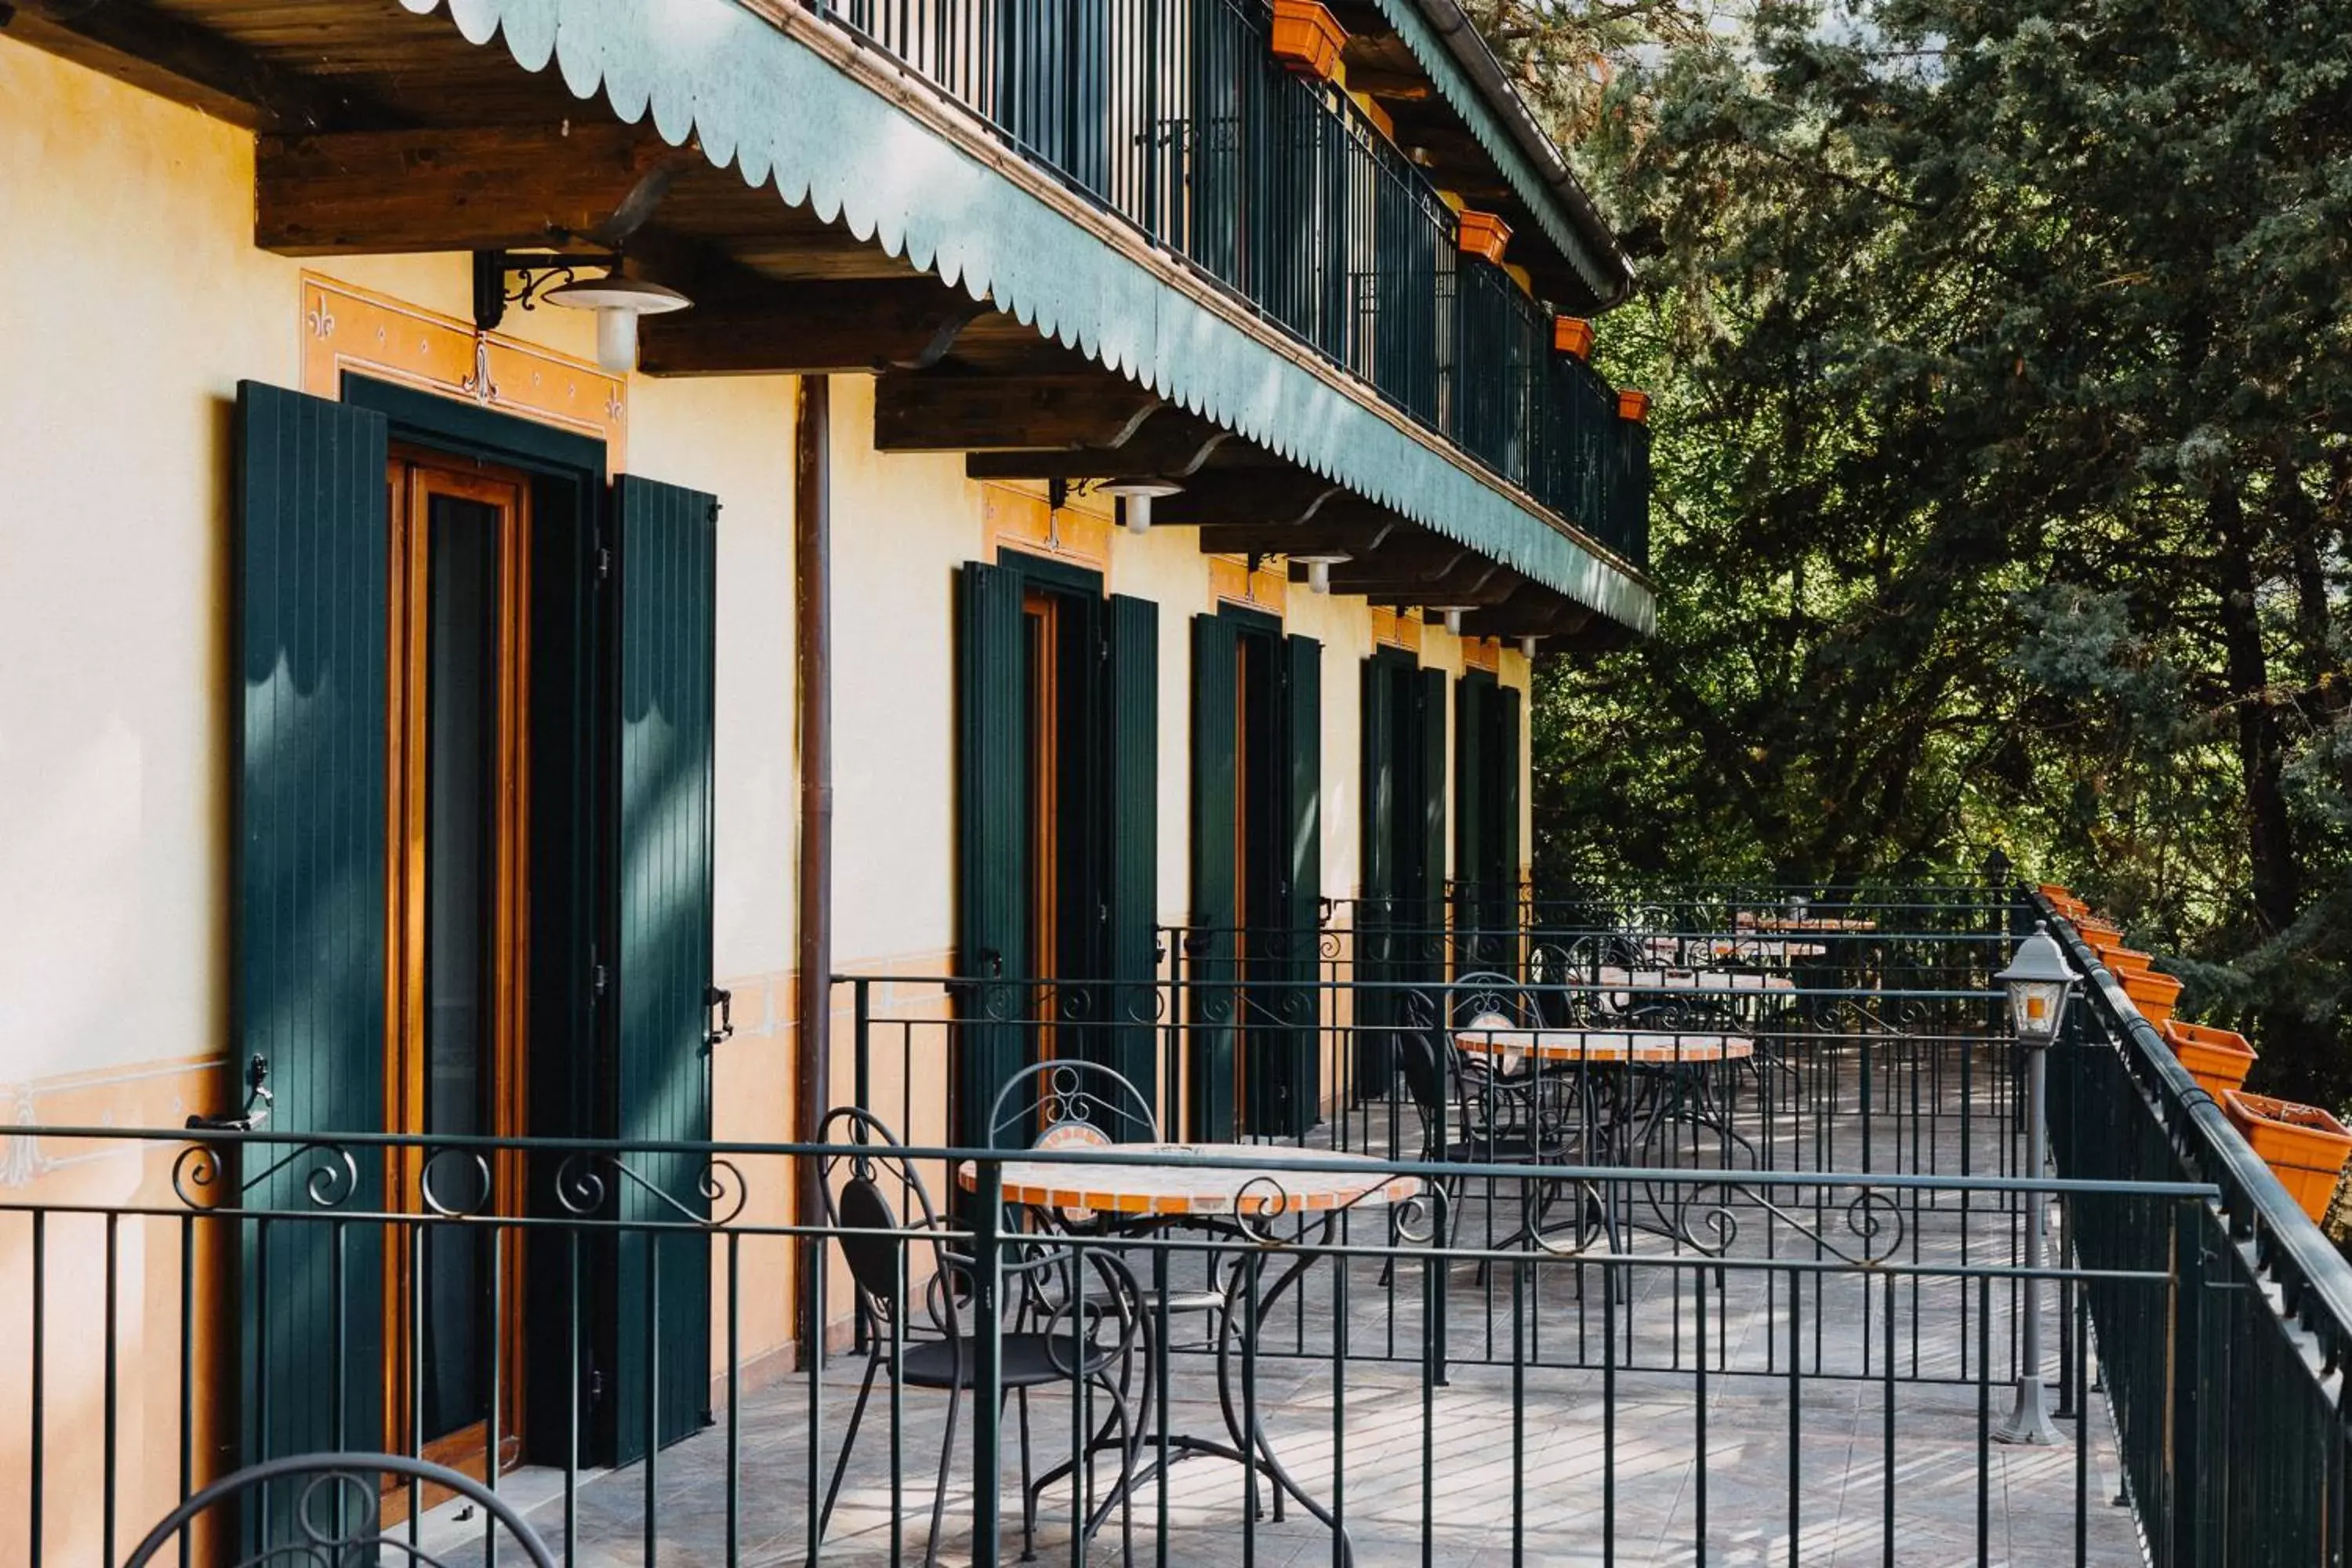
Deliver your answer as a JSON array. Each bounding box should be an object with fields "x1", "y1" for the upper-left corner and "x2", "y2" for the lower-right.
[
  {"x1": 256, "y1": 125, "x2": 705, "y2": 255},
  {"x1": 872, "y1": 371, "x2": 1163, "y2": 452},
  {"x1": 8, "y1": 0, "x2": 374, "y2": 131},
  {"x1": 1195, "y1": 517, "x2": 1409, "y2": 558},
  {"x1": 1463, "y1": 586, "x2": 1597, "y2": 640},
  {"x1": 1148, "y1": 470, "x2": 1361, "y2": 528},
  {"x1": 962, "y1": 408, "x2": 1236, "y2": 482},
  {"x1": 637, "y1": 278, "x2": 989, "y2": 376}
]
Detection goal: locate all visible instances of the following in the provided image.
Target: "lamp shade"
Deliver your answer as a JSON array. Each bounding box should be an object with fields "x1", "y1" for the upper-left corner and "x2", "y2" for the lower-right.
[
  {"x1": 542, "y1": 275, "x2": 691, "y2": 372},
  {"x1": 1099, "y1": 478, "x2": 1181, "y2": 533},
  {"x1": 1994, "y1": 922, "x2": 2079, "y2": 1044}
]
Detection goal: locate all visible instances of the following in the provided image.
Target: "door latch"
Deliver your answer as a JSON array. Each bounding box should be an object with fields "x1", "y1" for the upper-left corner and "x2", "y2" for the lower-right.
[
  {"x1": 704, "y1": 985, "x2": 734, "y2": 1047},
  {"x1": 187, "y1": 1054, "x2": 273, "y2": 1131}
]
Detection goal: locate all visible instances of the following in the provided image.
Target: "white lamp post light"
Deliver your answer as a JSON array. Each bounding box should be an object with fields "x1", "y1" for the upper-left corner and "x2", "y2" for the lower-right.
[{"x1": 1991, "y1": 920, "x2": 2080, "y2": 1445}]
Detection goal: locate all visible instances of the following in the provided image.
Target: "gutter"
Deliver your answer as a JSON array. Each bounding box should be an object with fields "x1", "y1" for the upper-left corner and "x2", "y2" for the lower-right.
[{"x1": 1403, "y1": 0, "x2": 1636, "y2": 308}]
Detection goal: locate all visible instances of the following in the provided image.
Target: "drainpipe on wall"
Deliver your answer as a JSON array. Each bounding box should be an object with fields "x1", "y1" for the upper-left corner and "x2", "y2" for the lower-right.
[{"x1": 793, "y1": 374, "x2": 833, "y2": 1368}]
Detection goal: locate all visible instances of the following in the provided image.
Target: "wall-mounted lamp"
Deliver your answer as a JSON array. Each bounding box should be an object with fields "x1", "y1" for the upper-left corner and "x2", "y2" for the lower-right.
[
  {"x1": 1429, "y1": 605, "x2": 1475, "y2": 636},
  {"x1": 1293, "y1": 554, "x2": 1350, "y2": 594},
  {"x1": 543, "y1": 274, "x2": 693, "y2": 373},
  {"x1": 1521, "y1": 636, "x2": 1539, "y2": 660},
  {"x1": 1099, "y1": 478, "x2": 1183, "y2": 534}
]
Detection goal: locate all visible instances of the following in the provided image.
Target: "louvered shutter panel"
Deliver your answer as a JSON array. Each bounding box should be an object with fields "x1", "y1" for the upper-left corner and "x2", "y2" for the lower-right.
[
  {"x1": 1354, "y1": 655, "x2": 1399, "y2": 1098},
  {"x1": 956, "y1": 563, "x2": 1029, "y2": 1145},
  {"x1": 611, "y1": 474, "x2": 718, "y2": 1461},
  {"x1": 1499, "y1": 685, "x2": 1523, "y2": 953},
  {"x1": 1454, "y1": 673, "x2": 1490, "y2": 971},
  {"x1": 1103, "y1": 594, "x2": 1161, "y2": 1119},
  {"x1": 1188, "y1": 614, "x2": 1240, "y2": 1140},
  {"x1": 231, "y1": 382, "x2": 391, "y2": 1515},
  {"x1": 1413, "y1": 666, "x2": 1450, "y2": 989},
  {"x1": 1250, "y1": 633, "x2": 1322, "y2": 1137}
]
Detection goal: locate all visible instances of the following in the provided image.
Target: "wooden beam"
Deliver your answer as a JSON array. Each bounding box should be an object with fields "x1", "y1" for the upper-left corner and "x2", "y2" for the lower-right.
[
  {"x1": 963, "y1": 408, "x2": 1235, "y2": 482},
  {"x1": 8, "y1": 0, "x2": 370, "y2": 130},
  {"x1": 257, "y1": 125, "x2": 705, "y2": 255},
  {"x1": 1464, "y1": 586, "x2": 1599, "y2": 640},
  {"x1": 1196, "y1": 518, "x2": 1406, "y2": 557},
  {"x1": 638, "y1": 280, "x2": 989, "y2": 376},
  {"x1": 871, "y1": 371, "x2": 1162, "y2": 452},
  {"x1": 1310, "y1": 547, "x2": 1515, "y2": 603},
  {"x1": 1148, "y1": 470, "x2": 1359, "y2": 528}
]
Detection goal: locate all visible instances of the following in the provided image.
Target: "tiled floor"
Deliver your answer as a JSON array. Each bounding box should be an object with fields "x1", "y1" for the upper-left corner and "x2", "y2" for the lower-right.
[{"x1": 468, "y1": 1047, "x2": 2147, "y2": 1566}]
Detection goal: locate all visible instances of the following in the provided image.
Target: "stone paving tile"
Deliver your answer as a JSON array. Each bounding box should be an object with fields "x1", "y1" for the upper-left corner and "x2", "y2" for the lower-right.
[{"x1": 440, "y1": 1063, "x2": 2147, "y2": 1566}]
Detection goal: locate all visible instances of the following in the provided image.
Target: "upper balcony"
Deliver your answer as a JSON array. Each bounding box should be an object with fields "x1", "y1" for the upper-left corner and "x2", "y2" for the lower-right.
[
  {"x1": 804, "y1": 0, "x2": 1653, "y2": 568},
  {"x1": 14, "y1": 0, "x2": 1656, "y2": 644}
]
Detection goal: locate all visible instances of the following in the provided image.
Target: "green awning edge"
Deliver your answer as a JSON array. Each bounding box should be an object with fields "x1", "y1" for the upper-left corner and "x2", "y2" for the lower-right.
[
  {"x1": 1359, "y1": 0, "x2": 1625, "y2": 306},
  {"x1": 401, "y1": 0, "x2": 1654, "y2": 635}
]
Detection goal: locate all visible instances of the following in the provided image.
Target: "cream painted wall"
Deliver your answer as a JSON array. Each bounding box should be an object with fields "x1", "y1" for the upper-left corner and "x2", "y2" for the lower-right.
[
  {"x1": 0, "y1": 37, "x2": 798, "y2": 1086},
  {"x1": 0, "y1": 32, "x2": 1540, "y2": 1094}
]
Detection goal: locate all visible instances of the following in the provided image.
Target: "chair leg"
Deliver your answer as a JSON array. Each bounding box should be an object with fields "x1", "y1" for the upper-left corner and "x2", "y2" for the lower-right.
[
  {"x1": 930, "y1": 1380, "x2": 963, "y2": 1568},
  {"x1": 815, "y1": 1352, "x2": 885, "y2": 1550}
]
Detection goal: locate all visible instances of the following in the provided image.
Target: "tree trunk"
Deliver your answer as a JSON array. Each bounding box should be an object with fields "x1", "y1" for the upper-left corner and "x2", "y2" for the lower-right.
[{"x1": 2210, "y1": 484, "x2": 2301, "y2": 935}]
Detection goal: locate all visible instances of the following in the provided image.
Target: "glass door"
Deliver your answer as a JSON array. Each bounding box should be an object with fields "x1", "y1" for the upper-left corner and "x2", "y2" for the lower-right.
[{"x1": 383, "y1": 452, "x2": 532, "y2": 1488}]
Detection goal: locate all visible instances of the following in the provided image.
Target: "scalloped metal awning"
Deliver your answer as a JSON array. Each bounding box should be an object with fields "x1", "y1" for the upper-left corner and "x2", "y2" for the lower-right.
[{"x1": 396, "y1": 0, "x2": 1653, "y2": 636}]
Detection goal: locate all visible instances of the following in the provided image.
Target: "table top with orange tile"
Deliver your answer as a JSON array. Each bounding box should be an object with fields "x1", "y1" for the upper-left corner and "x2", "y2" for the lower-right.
[
  {"x1": 960, "y1": 1143, "x2": 1422, "y2": 1218},
  {"x1": 1454, "y1": 1027, "x2": 1756, "y2": 1066}
]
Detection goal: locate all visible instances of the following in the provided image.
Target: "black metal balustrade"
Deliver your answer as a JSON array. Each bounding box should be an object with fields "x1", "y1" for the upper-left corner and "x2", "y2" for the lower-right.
[
  {"x1": 13, "y1": 882, "x2": 2347, "y2": 1566},
  {"x1": 808, "y1": 0, "x2": 1650, "y2": 566}
]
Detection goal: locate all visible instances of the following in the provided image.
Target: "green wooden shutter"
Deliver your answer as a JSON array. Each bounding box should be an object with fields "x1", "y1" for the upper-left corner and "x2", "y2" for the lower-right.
[
  {"x1": 232, "y1": 381, "x2": 390, "y2": 1497},
  {"x1": 1250, "y1": 633, "x2": 1321, "y2": 1137},
  {"x1": 611, "y1": 474, "x2": 717, "y2": 1461},
  {"x1": 1188, "y1": 613, "x2": 1240, "y2": 1140},
  {"x1": 956, "y1": 562, "x2": 1029, "y2": 1145},
  {"x1": 1103, "y1": 594, "x2": 1160, "y2": 1116},
  {"x1": 1355, "y1": 655, "x2": 1398, "y2": 1096},
  {"x1": 1499, "y1": 684, "x2": 1523, "y2": 949},
  {"x1": 1414, "y1": 666, "x2": 1450, "y2": 978},
  {"x1": 1454, "y1": 673, "x2": 1490, "y2": 971}
]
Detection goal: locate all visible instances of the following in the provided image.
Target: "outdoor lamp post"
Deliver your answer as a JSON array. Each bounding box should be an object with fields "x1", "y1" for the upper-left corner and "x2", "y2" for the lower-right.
[{"x1": 1992, "y1": 920, "x2": 2079, "y2": 1445}]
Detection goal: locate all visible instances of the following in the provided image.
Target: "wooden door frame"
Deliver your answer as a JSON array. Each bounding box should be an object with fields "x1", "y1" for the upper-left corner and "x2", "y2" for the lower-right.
[{"x1": 382, "y1": 447, "x2": 534, "y2": 1490}]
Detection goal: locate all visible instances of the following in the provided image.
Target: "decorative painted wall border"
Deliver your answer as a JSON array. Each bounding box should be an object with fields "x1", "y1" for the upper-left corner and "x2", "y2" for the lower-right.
[
  {"x1": 299, "y1": 273, "x2": 629, "y2": 466},
  {"x1": 983, "y1": 484, "x2": 1110, "y2": 572},
  {"x1": 1209, "y1": 554, "x2": 1290, "y2": 616}
]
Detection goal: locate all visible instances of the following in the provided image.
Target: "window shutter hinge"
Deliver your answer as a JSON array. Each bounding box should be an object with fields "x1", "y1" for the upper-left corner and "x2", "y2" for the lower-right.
[
  {"x1": 597, "y1": 545, "x2": 613, "y2": 582},
  {"x1": 593, "y1": 960, "x2": 609, "y2": 1000}
]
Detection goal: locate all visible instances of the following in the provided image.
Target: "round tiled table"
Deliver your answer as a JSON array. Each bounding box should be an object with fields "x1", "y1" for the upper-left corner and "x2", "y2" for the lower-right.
[{"x1": 961, "y1": 1143, "x2": 1417, "y2": 1564}]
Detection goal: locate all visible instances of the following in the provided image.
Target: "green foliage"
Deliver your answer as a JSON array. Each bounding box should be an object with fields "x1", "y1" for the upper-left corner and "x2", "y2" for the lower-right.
[{"x1": 1505, "y1": 0, "x2": 2352, "y2": 1100}]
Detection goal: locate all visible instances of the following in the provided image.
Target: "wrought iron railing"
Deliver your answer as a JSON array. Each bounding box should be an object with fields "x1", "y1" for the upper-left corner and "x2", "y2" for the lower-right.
[
  {"x1": 808, "y1": 0, "x2": 1650, "y2": 566},
  {"x1": 5, "y1": 1123, "x2": 2178, "y2": 1567},
  {"x1": 2041, "y1": 889, "x2": 2352, "y2": 1566}
]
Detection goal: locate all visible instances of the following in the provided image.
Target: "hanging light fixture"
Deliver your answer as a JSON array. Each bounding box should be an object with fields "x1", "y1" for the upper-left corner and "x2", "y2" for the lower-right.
[
  {"x1": 1520, "y1": 636, "x2": 1539, "y2": 660},
  {"x1": 1098, "y1": 479, "x2": 1183, "y2": 534},
  {"x1": 1429, "y1": 605, "x2": 1475, "y2": 636},
  {"x1": 1292, "y1": 553, "x2": 1350, "y2": 594},
  {"x1": 543, "y1": 272, "x2": 692, "y2": 372}
]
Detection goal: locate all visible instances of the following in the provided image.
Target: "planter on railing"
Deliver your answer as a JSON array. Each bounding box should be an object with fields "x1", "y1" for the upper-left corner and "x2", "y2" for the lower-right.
[
  {"x1": 2223, "y1": 1091, "x2": 2352, "y2": 1221},
  {"x1": 1457, "y1": 209, "x2": 1512, "y2": 265},
  {"x1": 1269, "y1": 0, "x2": 1346, "y2": 79},
  {"x1": 2092, "y1": 943, "x2": 2152, "y2": 976},
  {"x1": 1553, "y1": 316, "x2": 1595, "y2": 361},
  {"x1": 2122, "y1": 969, "x2": 2183, "y2": 1025},
  {"x1": 2073, "y1": 914, "x2": 2122, "y2": 940},
  {"x1": 1617, "y1": 389, "x2": 1652, "y2": 423},
  {"x1": 2163, "y1": 1018, "x2": 2256, "y2": 1098}
]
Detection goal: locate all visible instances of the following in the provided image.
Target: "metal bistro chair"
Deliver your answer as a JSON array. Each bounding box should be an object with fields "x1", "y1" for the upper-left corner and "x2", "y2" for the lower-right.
[
  {"x1": 816, "y1": 1105, "x2": 1146, "y2": 1566},
  {"x1": 124, "y1": 1451, "x2": 557, "y2": 1568},
  {"x1": 987, "y1": 1058, "x2": 1231, "y2": 1350}
]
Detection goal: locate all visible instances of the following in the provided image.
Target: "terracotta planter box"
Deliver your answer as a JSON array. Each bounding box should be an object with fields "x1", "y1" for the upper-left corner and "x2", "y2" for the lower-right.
[
  {"x1": 2162, "y1": 1019, "x2": 2256, "y2": 1098},
  {"x1": 2095, "y1": 945, "x2": 2152, "y2": 975},
  {"x1": 2073, "y1": 915, "x2": 2122, "y2": 939},
  {"x1": 1269, "y1": 0, "x2": 1346, "y2": 78},
  {"x1": 1457, "y1": 209, "x2": 1512, "y2": 266},
  {"x1": 1617, "y1": 389, "x2": 1652, "y2": 423},
  {"x1": 2123, "y1": 969, "x2": 2183, "y2": 1025},
  {"x1": 2223, "y1": 1091, "x2": 2352, "y2": 1221},
  {"x1": 1553, "y1": 316, "x2": 1595, "y2": 360}
]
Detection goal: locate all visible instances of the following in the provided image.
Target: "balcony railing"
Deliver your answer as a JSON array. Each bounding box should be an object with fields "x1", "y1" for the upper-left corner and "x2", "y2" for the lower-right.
[
  {"x1": 21, "y1": 882, "x2": 2342, "y2": 1565},
  {"x1": 809, "y1": 0, "x2": 1652, "y2": 567}
]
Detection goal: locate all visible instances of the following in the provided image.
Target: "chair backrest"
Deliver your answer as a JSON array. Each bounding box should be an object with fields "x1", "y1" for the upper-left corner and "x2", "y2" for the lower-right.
[
  {"x1": 125, "y1": 1452, "x2": 557, "y2": 1568},
  {"x1": 986, "y1": 1058, "x2": 1157, "y2": 1151},
  {"x1": 1448, "y1": 971, "x2": 1529, "y2": 1036},
  {"x1": 818, "y1": 1105, "x2": 958, "y2": 1335}
]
